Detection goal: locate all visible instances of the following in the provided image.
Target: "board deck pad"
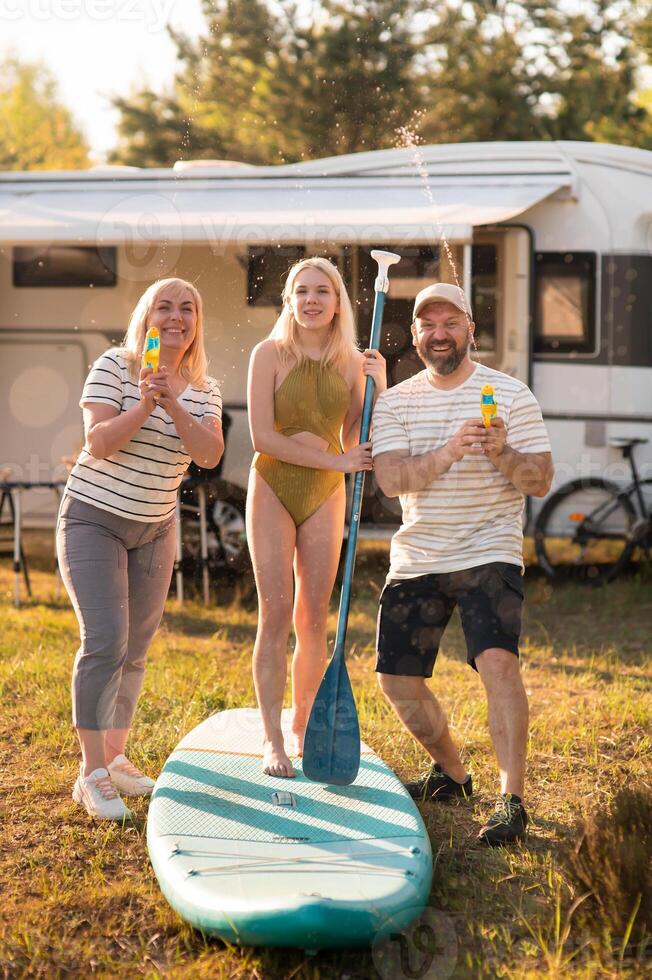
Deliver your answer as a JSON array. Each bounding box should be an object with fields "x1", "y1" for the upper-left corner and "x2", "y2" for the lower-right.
[{"x1": 147, "y1": 708, "x2": 432, "y2": 949}]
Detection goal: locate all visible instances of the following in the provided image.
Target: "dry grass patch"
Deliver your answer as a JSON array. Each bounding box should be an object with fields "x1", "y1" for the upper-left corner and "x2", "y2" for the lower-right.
[{"x1": 0, "y1": 538, "x2": 651, "y2": 977}]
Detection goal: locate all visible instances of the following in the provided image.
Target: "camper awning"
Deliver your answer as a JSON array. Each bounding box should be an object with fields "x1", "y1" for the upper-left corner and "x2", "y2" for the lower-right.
[{"x1": 0, "y1": 177, "x2": 570, "y2": 245}]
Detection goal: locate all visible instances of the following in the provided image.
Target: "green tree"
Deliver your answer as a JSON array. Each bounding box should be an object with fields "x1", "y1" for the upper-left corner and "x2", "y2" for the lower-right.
[
  {"x1": 111, "y1": 0, "x2": 652, "y2": 167},
  {"x1": 0, "y1": 55, "x2": 90, "y2": 170},
  {"x1": 277, "y1": 0, "x2": 429, "y2": 158},
  {"x1": 420, "y1": 0, "x2": 652, "y2": 149},
  {"x1": 112, "y1": 0, "x2": 283, "y2": 166},
  {"x1": 418, "y1": 2, "x2": 551, "y2": 144},
  {"x1": 522, "y1": 0, "x2": 652, "y2": 146},
  {"x1": 110, "y1": 0, "x2": 430, "y2": 166}
]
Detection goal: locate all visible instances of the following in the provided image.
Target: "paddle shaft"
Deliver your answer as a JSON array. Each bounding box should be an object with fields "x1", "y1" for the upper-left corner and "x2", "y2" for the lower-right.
[
  {"x1": 302, "y1": 250, "x2": 399, "y2": 784},
  {"x1": 331, "y1": 287, "x2": 388, "y2": 662}
]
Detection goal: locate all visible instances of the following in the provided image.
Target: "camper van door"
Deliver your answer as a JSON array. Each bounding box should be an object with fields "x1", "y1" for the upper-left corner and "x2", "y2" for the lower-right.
[{"x1": 0, "y1": 336, "x2": 86, "y2": 523}]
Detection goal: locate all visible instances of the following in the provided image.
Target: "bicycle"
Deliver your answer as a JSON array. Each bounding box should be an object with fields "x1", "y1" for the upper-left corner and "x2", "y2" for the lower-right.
[
  {"x1": 179, "y1": 475, "x2": 249, "y2": 578},
  {"x1": 534, "y1": 437, "x2": 652, "y2": 585}
]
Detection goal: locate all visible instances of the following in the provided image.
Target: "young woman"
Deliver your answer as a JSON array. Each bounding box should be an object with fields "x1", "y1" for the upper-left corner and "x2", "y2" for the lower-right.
[
  {"x1": 58, "y1": 278, "x2": 223, "y2": 821},
  {"x1": 247, "y1": 257, "x2": 386, "y2": 778}
]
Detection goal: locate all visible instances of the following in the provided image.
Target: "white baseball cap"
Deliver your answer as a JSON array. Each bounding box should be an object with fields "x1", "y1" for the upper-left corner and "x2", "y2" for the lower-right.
[{"x1": 412, "y1": 283, "x2": 473, "y2": 321}]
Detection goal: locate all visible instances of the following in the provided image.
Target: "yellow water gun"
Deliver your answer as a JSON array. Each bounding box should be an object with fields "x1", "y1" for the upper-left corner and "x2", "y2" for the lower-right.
[
  {"x1": 480, "y1": 383, "x2": 498, "y2": 428},
  {"x1": 142, "y1": 326, "x2": 160, "y2": 372}
]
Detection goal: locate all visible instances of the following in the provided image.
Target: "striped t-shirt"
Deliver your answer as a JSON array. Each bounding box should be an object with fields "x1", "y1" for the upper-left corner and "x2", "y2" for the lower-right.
[
  {"x1": 371, "y1": 363, "x2": 551, "y2": 578},
  {"x1": 66, "y1": 350, "x2": 222, "y2": 522}
]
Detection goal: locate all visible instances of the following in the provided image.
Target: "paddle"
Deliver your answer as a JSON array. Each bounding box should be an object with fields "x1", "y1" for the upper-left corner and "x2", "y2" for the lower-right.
[{"x1": 302, "y1": 250, "x2": 401, "y2": 785}]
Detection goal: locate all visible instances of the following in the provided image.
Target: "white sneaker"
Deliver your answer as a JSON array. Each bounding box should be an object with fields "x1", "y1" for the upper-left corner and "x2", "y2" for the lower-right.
[
  {"x1": 108, "y1": 754, "x2": 156, "y2": 797},
  {"x1": 72, "y1": 767, "x2": 133, "y2": 822}
]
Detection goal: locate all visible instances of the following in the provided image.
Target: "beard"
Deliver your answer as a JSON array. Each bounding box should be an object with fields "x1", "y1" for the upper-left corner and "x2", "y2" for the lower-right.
[{"x1": 415, "y1": 330, "x2": 471, "y2": 376}]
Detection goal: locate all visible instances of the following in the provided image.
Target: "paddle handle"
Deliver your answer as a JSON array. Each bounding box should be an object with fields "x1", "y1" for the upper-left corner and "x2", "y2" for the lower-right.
[{"x1": 332, "y1": 251, "x2": 400, "y2": 659}]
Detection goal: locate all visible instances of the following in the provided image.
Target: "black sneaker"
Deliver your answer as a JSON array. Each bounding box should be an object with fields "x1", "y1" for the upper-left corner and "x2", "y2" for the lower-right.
[
  {"x1": 403, "y1": 763, "x2": 473, "y2": 802},
  {"x1": 478, "y1": 793, "x2": 528, "y2": 846}
]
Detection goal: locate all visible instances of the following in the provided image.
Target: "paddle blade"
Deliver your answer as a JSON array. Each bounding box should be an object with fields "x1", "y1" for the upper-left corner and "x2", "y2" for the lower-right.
[{"x1": 302, "y1": 655, "x2": 360, "y2": 785}]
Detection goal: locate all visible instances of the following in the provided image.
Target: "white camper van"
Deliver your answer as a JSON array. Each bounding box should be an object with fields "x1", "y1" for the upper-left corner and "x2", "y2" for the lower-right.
[{"x1": 1, "y1": 140, "x2": 651, "y2": 563}]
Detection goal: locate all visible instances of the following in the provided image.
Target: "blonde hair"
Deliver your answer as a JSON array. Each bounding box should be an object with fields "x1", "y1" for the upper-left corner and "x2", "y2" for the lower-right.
[
  {"x1": 118, "y1": 278, "x2": 209, "y2": 388},
  {"x1": 269, "y1": 257, "x2": 358, "y2": 372}
]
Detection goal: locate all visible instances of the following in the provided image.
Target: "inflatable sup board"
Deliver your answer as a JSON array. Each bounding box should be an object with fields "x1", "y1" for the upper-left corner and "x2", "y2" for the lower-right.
[{"x1": 147, "y1": 708, "x2": 432, "y2": 949}]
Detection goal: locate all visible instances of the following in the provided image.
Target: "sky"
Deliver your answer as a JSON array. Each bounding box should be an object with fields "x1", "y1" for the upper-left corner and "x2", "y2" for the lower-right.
[{"x1": 0, "y1": 0, "x2": 207, "y2": 161}]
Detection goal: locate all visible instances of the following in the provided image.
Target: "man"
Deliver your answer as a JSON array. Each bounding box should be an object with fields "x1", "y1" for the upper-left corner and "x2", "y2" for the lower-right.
[{"x1": 372, "y1": 283, "x2": 553, "y2": 846}]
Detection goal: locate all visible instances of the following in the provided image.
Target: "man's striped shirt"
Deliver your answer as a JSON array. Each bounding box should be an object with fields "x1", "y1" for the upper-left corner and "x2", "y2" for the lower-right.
[
  {"x1": 66, "y1": 350, "x2": 222, "y2": 522},
  {"x1": 371, "y1": 363, "x2": 551, "y2": 578}
]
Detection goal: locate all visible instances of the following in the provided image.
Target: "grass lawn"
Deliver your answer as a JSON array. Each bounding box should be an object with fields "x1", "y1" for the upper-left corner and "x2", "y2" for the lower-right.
[{"x1": 1, "y1": 536, "x2": 651, "y2": 978}]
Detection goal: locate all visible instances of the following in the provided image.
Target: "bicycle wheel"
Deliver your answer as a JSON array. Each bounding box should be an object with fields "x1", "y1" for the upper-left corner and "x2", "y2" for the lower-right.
[
  {"x1": 534, "y1": 478, "x2": 636, "y2": 584},
  {"x1": 180, "y1": 480, "x2": 249, "y2": 579},
  {"x1": 628, "y1": 478, "x2": 652, "y2": 568}
]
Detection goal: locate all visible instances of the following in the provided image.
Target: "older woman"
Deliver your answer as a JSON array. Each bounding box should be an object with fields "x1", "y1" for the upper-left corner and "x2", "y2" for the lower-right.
[{"x1": 58, "y1": 277, "x2": 223, "y2": 821}]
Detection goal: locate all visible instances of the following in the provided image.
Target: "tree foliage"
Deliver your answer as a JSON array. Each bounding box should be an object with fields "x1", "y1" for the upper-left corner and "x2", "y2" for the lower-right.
[
  {"x1": 110, "y1": 0, "x2": 652, "y2": 167},
  {"x1": 420, "y1": 0, "x2": 652, "y2": 146},
  {"x1": 419, "y1": 3, "x2": 551, "y2": 143},
  {"x1": 0, "y1": 55, "x2": 90, "y2": 171},
  {"x1": 521, "y1": 0, "x2": 652, "y2": 145},
  {"x1": 111, "y1": 0, "x2": 428, "y2": 166}
]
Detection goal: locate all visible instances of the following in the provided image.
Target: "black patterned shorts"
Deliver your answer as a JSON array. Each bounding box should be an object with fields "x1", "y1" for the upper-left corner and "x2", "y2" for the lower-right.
[{"x1": 376, "y1": 562, "x2": 524, "y2": 676}]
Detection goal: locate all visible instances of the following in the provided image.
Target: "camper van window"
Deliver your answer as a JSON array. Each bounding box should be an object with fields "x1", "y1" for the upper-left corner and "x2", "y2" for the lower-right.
[
  {"x1": 471, "y1": 244, "x2": 497, "y2": 352},
  {"x1": 382, "y1": 245, "x2": 440, "y2": 300},
  {"x1": 247, "y1": 246, "x2": 306, "y2": 306},
  {"x1": 534, "y1": 252, "x2": 596, "y2": 354},
  {"x1": 13, "y1": 246, "x2": 117, "y2": 288},
  {"x1": 601, "y1": 255, "x2": 652, "y2": 367}
]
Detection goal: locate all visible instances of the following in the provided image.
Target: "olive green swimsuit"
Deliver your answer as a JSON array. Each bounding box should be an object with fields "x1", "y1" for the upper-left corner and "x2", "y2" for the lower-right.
[{"x1": 253, "y1": 357, "x2": 351, "y2": 526}]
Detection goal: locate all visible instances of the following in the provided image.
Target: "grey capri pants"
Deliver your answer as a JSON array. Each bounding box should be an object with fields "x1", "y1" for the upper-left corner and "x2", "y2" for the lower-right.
[{"x1": 56, "y1": 495, "x2": 176, "y2": 731}]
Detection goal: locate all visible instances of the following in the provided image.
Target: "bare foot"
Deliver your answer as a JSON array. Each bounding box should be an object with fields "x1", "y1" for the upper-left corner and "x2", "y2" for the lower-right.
[
  {"x1": 262, "y1": 740, "x2": 295, "y2": 778},
  {"x1": 288, "y1": 729, "x2": 305, "y2": 757}
]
